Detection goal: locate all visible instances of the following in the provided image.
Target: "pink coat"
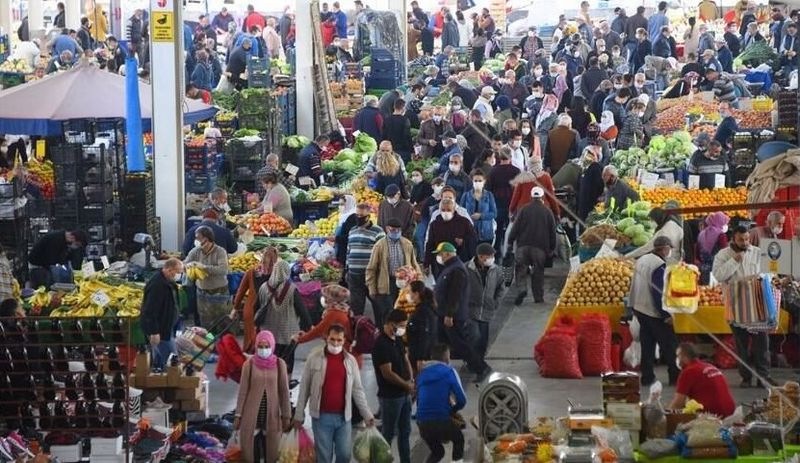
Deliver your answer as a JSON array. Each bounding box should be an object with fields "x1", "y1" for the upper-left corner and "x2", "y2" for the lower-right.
[{"x1": 236, "y1": 357, "x2": 291, "y2": 462}]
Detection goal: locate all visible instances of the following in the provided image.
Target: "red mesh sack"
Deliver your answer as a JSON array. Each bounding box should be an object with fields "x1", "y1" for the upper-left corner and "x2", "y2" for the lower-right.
[
  {"x1": 536, "y1": 332, "x2": 583, "y2": 379},
  {"x1": 533, "y1": 320, "x2": 578, "y2": 365},
  {"x1": 578, "y1": 314, "x2": 613, "y2": 376},
  {"x1": 713, "y1": 335, "x2": 738, "y2": 370}
]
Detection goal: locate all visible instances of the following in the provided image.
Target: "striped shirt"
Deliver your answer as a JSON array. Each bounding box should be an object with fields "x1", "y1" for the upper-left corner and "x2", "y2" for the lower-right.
[
  {"x1": 346, "y1": 224, "x2": 385, "y2": 273},
  {"x1": 387, "y1": 238, "x2": 404, "y2": 276}
]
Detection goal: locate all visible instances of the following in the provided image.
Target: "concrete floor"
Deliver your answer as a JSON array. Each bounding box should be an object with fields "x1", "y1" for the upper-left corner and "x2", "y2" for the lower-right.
[{"x1": 205, "y1": 262, "x2": 797, "y2": 461}]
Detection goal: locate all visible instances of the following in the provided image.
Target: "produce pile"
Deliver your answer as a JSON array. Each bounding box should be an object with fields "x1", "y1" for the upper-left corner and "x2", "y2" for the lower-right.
[
  {"x1": 322, "y1": 134, "x2": 377, "y2": 184},
  {"x1": 763, "y1": 382, "x2": 799, "y2": 424},
  {"x1": 652, "y1": 98, "x2": 770, "y2": 132},
  {"x1": 25, "y1": 159, "x2": 56, "y2": 199},
  {"x1": 699, "y1": 285, "x2": 723, "y2": 306},
  {"x1": 491, "y1": 428, "x2": 554, "y2": 463},
  {"x1": 211, "y1": 91, "x2": 237, "y2": 111},
  {"x1": 611, "y1": 131, "x2": 693, "y2": 177},
  {"x1": 558, "y1": 257, "x2": 634, "y2": 307},
  {"x1": 49, "y1": 276, "x2": 144, "y2": 318},
  {"x1": 282, "y1": 135, "x2": 312, "y2": 149},
  {"x1": 289, "y1": 211, "x2": 340, "y2": 238},
  {"x1": 0, "y1": 58, "x2": 33, "y2": 73},
  {"x1": 579, "y1": 224, "x2": 631, "y2": 248},
  {"x1": 290, "y1": 186, "x2": 335, "y2": 203},
  {"x1": 406, "y1": 157, "x2": 439, "y2": 182},
  {"x1": 239, "y1": 212, "x2": 293, "y2": 235},
  {"x1": 588, "y1": 200, "x2": 656, "y2": 247},
  {"x1": 481, "y1": 53, "x2": 507, "y2": 74},
  {"x1": 228, "y1": 252, "x2": 260, "y2": 272},
  {"x1": 639, "y1": 186, "x2": 748, "y2": 218},
  {"x1": 186, "y1": 265, "x2": 209, "y2": 281}
]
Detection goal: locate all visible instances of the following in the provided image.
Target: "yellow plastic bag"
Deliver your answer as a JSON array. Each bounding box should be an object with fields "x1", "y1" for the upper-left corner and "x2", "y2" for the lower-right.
[{"x1": 668, "y1": 263, "x2": 699, "y2": 298}]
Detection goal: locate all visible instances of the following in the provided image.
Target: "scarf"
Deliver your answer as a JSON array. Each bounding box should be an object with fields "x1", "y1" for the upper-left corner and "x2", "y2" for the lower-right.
[
  {"x1": 337, "y1": 194, "x2": 357, "y2": 227},
  {"x1": 697, "y1": 211, "x2": 729, "y2": 253},
  {"x1": 599, "y1": 110, "x2": 615, "y2": 132},
  {"x1": 252, "y1": 330, "x2": 278, "y2": 370},
  {"x1": 535, "y1": 95, "x2": 558, "y2": 129}
]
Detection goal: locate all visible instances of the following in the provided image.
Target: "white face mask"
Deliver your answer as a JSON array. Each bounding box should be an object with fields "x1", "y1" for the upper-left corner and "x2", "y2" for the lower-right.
[
  {"x1": 488, "y1": 157, "x2": 496, "y2": 166},
  {"x1": 635, "y1": 83, "x2": 644, "y2": 89},
  {"x1": 436, "y1": 255, "x2": 446, "y2": 265},
  {"x1": 173, "y1": 273, "x2": 183, "y2": 282},
  {"x1": 534, "y1": 69, "x2": 542, "y2": 77},
  {"x1": 396, "y1": 279, "x2": 407, "y2": 289},
  {"x1": 522, "y1": 128, "x2": 531, "y2": 135},
  {"x1": 194, "y1": 239, "x2": 202, "y2": 248},
  {"x1": 327, "y1": 344, "x2": 343, "y2": 355},
  {"x1": 573, "y1": 51, "x2": 580, "y2": 57},
  {"x1": 614, "y1": 83, "x2": 623, "y2": 89},
  {"x1": 320, "y1": 296, "x2": 327, "y2": 307},
  {"x1": 473, "y1": 180, "x2": 484, "y2": 191},
  {"x1": 411, "y1": 175, "x2": 423, "y2": 184},
  {"x1": 484, "y1": 257, "x2": 495, "y2": 266},
  {"x1": 441, "y1": 211, "x2": 454, "y2": 221},
  {"x1": 257, "y1": 347, "x2": 272, "y2": 359},
  {"x1": 721, "y1": 225, "x2": 729, "y2": 233},
  {"x1": 449, "y1": 164, "x2": 461, "y2": 173},
  {"x1": 511, "y1": 141, "x2": 521, "y2": 149},
  {"x1": 394, "y1": 327, "x2": 406, "y2": 337},
  {"x1": 432, "y1": 185, "x2": 444, "y2": 195},
  {"x1": 452, "y1": 105, "x2": 461, "y2": 110},
  {"x1": 433, "y1": 115, "x2": 443, "y2": 123},
  {"x1": 772, "y1": 226, "x2": 783, "y2": 235},
  {"x1": 221, "y1": 203, "x2": 231, "y2": 213},
  {"x1": 488, "y1": 95, "x2": 495, "y2": 102},
  {"x1": 388, "y1": 197, "x2": 399, "y2": 205}
]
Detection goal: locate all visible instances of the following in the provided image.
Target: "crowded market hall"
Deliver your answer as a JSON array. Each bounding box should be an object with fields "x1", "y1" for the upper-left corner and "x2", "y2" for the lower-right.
[{"x1": 1, "y1": 0, "x2": 800, "y2": 461}]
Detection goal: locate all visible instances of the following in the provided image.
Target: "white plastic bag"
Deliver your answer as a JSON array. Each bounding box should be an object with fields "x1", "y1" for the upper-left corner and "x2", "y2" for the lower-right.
[
  {"x1": 215, "y1": 74, "x2": 234, "y2": 93},
  {"x1": 623, "y1": 341, "x2": 641, "y2": 368}
]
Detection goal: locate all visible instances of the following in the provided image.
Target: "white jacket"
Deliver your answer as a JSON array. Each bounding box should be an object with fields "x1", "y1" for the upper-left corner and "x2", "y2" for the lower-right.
[{"x1": 712, "y1": 245, "x2": 761, "y2": 284}]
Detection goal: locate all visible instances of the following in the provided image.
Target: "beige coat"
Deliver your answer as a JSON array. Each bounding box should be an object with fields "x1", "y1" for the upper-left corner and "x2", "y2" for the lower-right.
[
  {"x1": 236, "y1": 357, "x2": 291, "y2": 463},
  {"x1": 366, "y1": 237, "x2": 421, "y2": 296}
]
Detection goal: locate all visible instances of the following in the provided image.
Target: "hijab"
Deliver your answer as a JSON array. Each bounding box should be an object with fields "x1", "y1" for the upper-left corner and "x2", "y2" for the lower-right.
[
  {"x1": 252, "y1": 330, "x2": 278, "y2": 370},
  {"x1": 266, "y1": 259, "x2": 294, "y2": 305},
  {"x1": 337, "y1": 195, "x2": 357, "y2": 227},
  {"x1": 259, "y1": 246, "x2": 279, "y2": 276},
  {"x1": 599, "y1": 110, "x2": 615, "y2": 132},
  {"x1": 535, "y1": 94, "x2": 559, "y2": 129},
  {"x1": 697, "y1": 211, "x2": 730, "y2": 253}
]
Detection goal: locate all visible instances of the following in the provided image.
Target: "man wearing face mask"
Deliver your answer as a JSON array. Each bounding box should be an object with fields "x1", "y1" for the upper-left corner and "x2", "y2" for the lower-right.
[
  {"x1": 713, "y1": 102, "x2": 739, "y2": 150},
  {"x1": 415, "y1": 178, "x2": 446, "y2": 257},
  {"x1": 441, "y1": 153, "x2": 472, "y2": 199},
  {"x1": 466, "y1": 243, "x2": 506, "y2": 356},
  {"x1": 501, "y1": 70, "x2": 529, "y2": 113},
  {"x1": 750, "y1": 211, "x2": 786, "y2": 248},
  {"x1": 417, "y1": 106, "x2": 452, "y2": 158},
  {"x1": 713, "y1": 226, "x2": 776, "y2": 387},
  {"x1": 378, "y1": 185, "x2": 415, "y2": 238},
  {"x1": 628, "y1": 236, "x2": 679, "y2": 386},
  {"x1": 425, "y1": 200, "x2": 477, "y2": 272},
  {"x1": 504, "y1": 130, "x2": 529, "y2": 172},
  {"x1": 367, "y1": 219, "x2": 421, "y2": 327},
  {"x1": 140, "y1": 258, "x2": 184, "y2": 371},
  {"x1": 669, "y1": 343, "x2": 735, "y2": 418},
  {"x1": 372, "y1": 310, "x2": 414, "y2": 462},
  {"x1": 182, "y1": 209, "x2": 238, "y2": 258},
  {"x1": 436, "y1": 130, "x2": 463, "y2": 174},
  {"x1": 184, "y1": 226, "x2": 231, "y2": 327},
  {"x1": 487, "y1": 149, "x2": 520, "y2": 256},
  {"x1": 687, "y1": 140, "x2": 729, "y2": 189},
  {"x1": 346, "y1": 203, "x2": 386, "y2": 317},
  {"x1": 473, "y1": 86, "x2": 497, "y2": 126},
  {"x1": 202, "y1": 187, "x2": 232, "y2": 226}
]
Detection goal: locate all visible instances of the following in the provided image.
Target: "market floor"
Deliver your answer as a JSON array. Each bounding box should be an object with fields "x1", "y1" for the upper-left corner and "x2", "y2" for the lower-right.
[{"x1": 204, "y1": 262, "x2": 798, "y2": 461}]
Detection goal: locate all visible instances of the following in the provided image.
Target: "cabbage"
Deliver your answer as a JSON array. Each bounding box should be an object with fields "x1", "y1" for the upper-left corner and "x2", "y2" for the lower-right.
[
  {"x1": 338, "y1": 159, "x2": 357, "y2": 172},
  {"x1": 335, "y1": 148, "x2": 358, "y2": 162},
  {"x1": 322, "y1": 160, "x2": 336, "y2": 172},
  {"x1": 354, "y1": 133, "x2": 377, "y2": 154},
  {"x1": 624, "y1": 224, "x2": 645, "y2": 238},
  {"x1": 616, "y1": 217, "x2": 637, "y2": 231},
  {"x1": 633, "y1": 232, "x2": 651, "y2": 247}
]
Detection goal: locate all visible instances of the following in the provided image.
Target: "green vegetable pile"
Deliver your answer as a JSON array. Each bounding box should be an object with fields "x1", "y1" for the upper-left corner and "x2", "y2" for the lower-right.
[
  {"x1": 481, "y1": 53, "x2": 506, "y2": 74},
  {"x1": 283, "y1": 135, "x2": 311, "y2": 148},
  {"x1": 430, "y1": 88, "x2": 453, "y2": 107},
  {"x1": 353, "y1": 133, "x2": 378, "y2": 154},
  {"x1": 406, "y1": 157, "x2": 439, "y2": 182},
  {"x1": 735, "y1": 40, "x2": 779, "y2": 69},
  {"x1": 232, "y1": 128, "x2": 260, "y2": 138},
  {"x1": 592, "y1": 200, "x2": 656, "y2": 248},
  {"x1": 270, "y1": 58, "x2": 292, "y2": 74},
  {"x1": 322, "y1": 148, "x2": 363, "y2": 175},
  {"x1": 211, "y1": 90, "x2": 238, "y2": 111},
  {"x1": 612, "y1": 130, "x2": 693, "y2": 177}
]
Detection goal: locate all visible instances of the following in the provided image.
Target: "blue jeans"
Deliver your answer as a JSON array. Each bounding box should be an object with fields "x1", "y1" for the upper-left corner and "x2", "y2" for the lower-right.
[
  {"x1": 150, "y1": 339, "x2": 176, "y2": 371},
  {"x1": 414, "y1": 221, "x2": 428, "y2": 258},
  {"x1": 312, "y1": 413, "x2": 352, "y2": 463},
  {"x1": 380, "y1": 396, "x2": 412, "y2": 463}
]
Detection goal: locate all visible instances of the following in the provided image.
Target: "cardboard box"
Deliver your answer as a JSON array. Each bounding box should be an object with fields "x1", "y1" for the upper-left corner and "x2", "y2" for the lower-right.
[
  {"x1": 606, "y1": 403, "x2": 642, "y2": 430},
  {"x1": 181, "y1": 394, "x2": 206, "y2": 412},
  {"x1": 601, "y1": 372, "x2": 641, "y2": 393},
  {"x1": 166, "y1": 366, "x2": 181, "y2": 387},
  {"x1": 90, "y1": 436, "x2": 123, "y2": 456},
  {"x1": 144, "y1": 374, "x2": 168, "y2": 388},
  {"x1": 175, "y1": 386, "x2": 203, "y2": 401},
  {"x1": 135, "y1": 352, "x2": 150, "y2": 378},
  {"x1": 665, "y1": 411, "x2": 696, "y2": 436},
  {"x1": 178, "y1": 375, "x2": 201, "y2": 389}
]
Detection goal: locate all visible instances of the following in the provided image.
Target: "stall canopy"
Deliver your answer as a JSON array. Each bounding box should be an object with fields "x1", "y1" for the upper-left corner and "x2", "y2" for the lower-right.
[{"x1": 0, "y1": 63, "x2": 218, "y2": 135}]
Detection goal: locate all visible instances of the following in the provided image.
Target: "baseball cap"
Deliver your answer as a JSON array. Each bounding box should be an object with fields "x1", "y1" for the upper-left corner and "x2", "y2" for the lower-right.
[
  {"x1": 481, "y1": 86, "x2": 497, "y2": 96},
  {"x1": 432, "y1": 242, "x2": 457, "y2": 254},
  {"x1": 384, "y1": 184, "x2": 400, "y2": 197},
  {"x1": 531, "y1": 187, "x2": 545, "y2": 198}
]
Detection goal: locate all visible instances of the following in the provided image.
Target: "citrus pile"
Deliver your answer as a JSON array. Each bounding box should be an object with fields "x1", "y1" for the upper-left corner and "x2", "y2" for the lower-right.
[
  {"x1": 699, "y1": 285, "x2": 723, "y2": 306},
  {"x1": 639, "y1": 187, "x2": 748, "y2": 219},
  {"x1": 289, "y1": 212, "x2": 340, "y2": 238},
  {"x1": 559, "y1": 258, "x2": 634, "y2": 307},
  {"x1": 245, "y1": 213, "x2": 293, "y2": 235}
]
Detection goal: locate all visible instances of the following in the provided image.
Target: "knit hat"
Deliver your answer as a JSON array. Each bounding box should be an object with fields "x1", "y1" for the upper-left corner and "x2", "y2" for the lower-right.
[
  {"x1": 495, "y1": 95, "x2": 511, "y2": 110},
  {"x1": 321, "y1": 285, "x2": 350, "y2": 311},
  {"x1": 384, "y1": 184, "x2": 400, "y2": 197}
]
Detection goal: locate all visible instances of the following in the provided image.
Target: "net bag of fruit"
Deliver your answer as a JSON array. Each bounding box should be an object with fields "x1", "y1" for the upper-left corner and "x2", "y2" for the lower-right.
[
  {"x1": 535, "y1": 330, "x2": 583, "y2": 379},
  {"x1": 578, "y1": 314, "x2": 613, "y2": 376},
  {"x1": 663, "y1": 263, "x2": 700, "y2": 314},
  {"x1": 533, "y1": 317, "x2": 577, "y2": 365},
  {"x1": 712, "y1": 335, "x2": 738, "y2": 370}
]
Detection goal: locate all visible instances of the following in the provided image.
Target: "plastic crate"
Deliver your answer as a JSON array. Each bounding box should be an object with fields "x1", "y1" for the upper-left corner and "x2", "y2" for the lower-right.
[
  {"x1": 51, "y1": 144, "x2": 83, "y2": 164},
  {"x1": 226, "y1": 138, "x2": 265, "y2": 161},
  {"x1": 87, "y1": 224, "x2": 115, "y2": 242},
  {"x1": 56, "y1": 181, "x2": 79, "y2": 198},
  {"x1": 26, "y1": 198, "x2": 52, "y2": 217},
  {"x1": 82, "y1": 145, "x2": 108, "y2": 163},
  {"x1": 81, "y1": 205, "x2": 114, "y2": 224},
  {"x1": 63, "y1": 119, "x2": 98, "y2": 144},
  {"x1": 185, "y1": 173, "x2": 218, "y2": 194},
  {"x1": 55, "y1": 164, "x2": 79, "y2": 183},
  {"x1": 185, "y1": 145, "x2": 215, "y2": 162},
  {"x1": 82, "y1": 185, "x2": 113, "y2": 203},
  {"x1": 84, "y1": 165, "x2": 112, "y2": 184},
  {"x1": 292, "y1": 201, "x2": 331, "y2": 224},
  {"x1": 185, "y1": 157, "x2": 218, "y2": 175},
  {"x1": 0, "y1": 177, "x2": 23, "y2": 199},
  {"x1": 367, "y1": 77, "x2": 401, "y2": 90}
]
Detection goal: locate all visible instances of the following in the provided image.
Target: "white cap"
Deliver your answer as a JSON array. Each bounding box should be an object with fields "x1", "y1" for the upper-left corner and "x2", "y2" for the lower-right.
[
  {"x1": 531, "y1": 187, "x2": 545, "y2": 198},
  {"x1": 481, "y1": 86, "x2": 497, "y2": 96}
]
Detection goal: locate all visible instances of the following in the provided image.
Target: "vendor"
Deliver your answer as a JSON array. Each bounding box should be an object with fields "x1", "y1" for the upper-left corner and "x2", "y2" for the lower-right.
[
  {"x1": 182, "y1": 210, "x2": 237, "y2": 257},
  {"x1": 687, "y1": 140, "x2": 730, "y2": 189},
  {"x1": 140, "y1": 258, "x2": 183, "y2": 371},
  {"x1": 184, "y1": 226, "x2": 231, "y2": 327},
  {"x1": 713, "y1": 102, "x2": 739, "y2": 150},
  {"x1": 252, "y1": 173, "x2": 293, "y2": 224},
  {"x1": 602, "y1": 165, "x2": 639, "y2": 210},
  {"x1": 750, "y1": 210, "x2": 786, "y2": 247},
  {"x1": 669, "y1": 342, "x2": 736, "y2": 418},
  {"x1": 202, "y1": 187, "x2": 231, "y2": 225},
  {"x1": 28, "y1": 229, "x2": 87, "y2": 288}
]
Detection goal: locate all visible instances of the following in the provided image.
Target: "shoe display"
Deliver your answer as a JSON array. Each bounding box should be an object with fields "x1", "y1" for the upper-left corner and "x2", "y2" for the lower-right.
[
  {"x1": 96, "y1": 372, "x2": 110, "y2": 400},
  {"x1": 111, "y1": 401, "x2": 125, "y2": 428},
  {"x1": 65, "y1": 374, "x2": 80, "y2": 400},
  {"x1": 82, "y1": 373, "x2": 96, "y2": 401},
  {"x1": 91, "y1": 318, "x2": 105, "y2": 343},
  {"x1": 41, "y1": 347, "x2": 56, "y2": 373},
  {"x1": 87, "y1": 402, "x2": 101, "y2": 428},
  {"x1": 38, "y1": 403, "x2": 52, "y2": 430},
  {"x1": 83, "y1": 346, "x2": 97, "y2": 372},
  {"x1": 50, "y1": 319, "x2": 64, "y2": 344}
]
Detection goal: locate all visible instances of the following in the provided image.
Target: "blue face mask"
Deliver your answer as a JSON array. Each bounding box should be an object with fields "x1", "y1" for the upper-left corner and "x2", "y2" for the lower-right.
[{"x1": 388, "y1": 230, "x2": 402, "y2": 241}]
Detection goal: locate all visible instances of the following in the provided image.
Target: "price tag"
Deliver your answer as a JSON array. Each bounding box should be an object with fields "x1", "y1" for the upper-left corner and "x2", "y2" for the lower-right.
[
  {"x1": 36, "y1": 139, "x2": 46, "y2": 160},
  {"x1": 662, "y1": 172, "x2": 675, "y2": 185},
  {"x1": 284, "y1": 164, "x2": 299, "y2": 176},
  {"x1": 569, "y1": 256, "x2": 581, "y2": 273},
  {"x1": 298, "y1": 176, "x2": 314, "y2": 186},
  {"x1": 91, "y1": 290, "x2": 111, "y2": 308},
  {"x1": 641, "y1": 172, "x2": 659, "y2": 188},
  {"x1": 352, "y1": 130, "x2": 361, "y2": 137},
  {"x1": 769, "y1": 260, "x2": 779, "y2": 274},
  {"x1": 714, "y1": 174, "x2": 726, "y2": 189},
  {"x1": 688, "y1": 175, "x2": 701, "y2": 189},
  {"x1": 100, "y1": 256, "x2": 110, "y2": 269},
  {"x1": 81, "y1": 261, "x2": 95, "y2": 277}
]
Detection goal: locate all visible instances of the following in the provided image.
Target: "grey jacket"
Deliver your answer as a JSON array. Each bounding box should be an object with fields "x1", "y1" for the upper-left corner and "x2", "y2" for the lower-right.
[
  {"x1": 466, "y1": 259, "x2": 506, "y2": 322},
  {"x1": 184, "y1": 244, "x2": 229, "y2": 290},
  {"x1": 293, "y1": 345, "x2": 374, "y2": 423}
]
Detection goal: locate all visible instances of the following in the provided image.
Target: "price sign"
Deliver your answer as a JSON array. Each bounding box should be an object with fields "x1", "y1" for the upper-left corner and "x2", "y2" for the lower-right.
[
  {"x1": 36, "y1": 139, "x2": 46, "y2": 160},
  {"x1": 100, "y1": 256, "x2": 110, "y2": 269},
  {"x1": 81, "y1": 261, "x2": 95, "y2": 277},
  {"x1": 714, "y1": 174, "x2": 726, "y2": 189},
  {"x1": 284, "y1": 164, "x2": 299, "y2": 176},
  {"x1": 662, "y1": 172, "x2": 675, "y2": 185},
  {"x1": 91, "y1": 290, "x2": 111, "y2": 308},
  {"x1": 298, "y1": 176, "x2": 314, "y2": 186},
  {"x1": 641, "y1": 172, "x2": 660, "y2": 189},
  {"x1": 688, "y1": 175, "x2": 701, "y2": 189}
]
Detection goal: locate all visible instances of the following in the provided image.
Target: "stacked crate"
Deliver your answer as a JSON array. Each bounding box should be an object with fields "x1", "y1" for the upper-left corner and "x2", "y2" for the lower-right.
[
  {"x1": 367, "y1": 48, "x2": 402, "y2": 90},
  {"x1": 184, "y1": 139, "x2": 219, "y2": 195},
  {"x1": 52, "y1": 144, "x2": 116, "y2": 260},
  {"x1": 275, "y1": 85, "x2": 297, "y2": 137},
  {"x1": 776, "y1": 90, "x2": 799, "y2": 144},
  {"x1": 226, "y1": 137, "x2": 266, "y2": 196},
  {"x1": 247, "y1": 57, "x2": 270, "y2": 88},
  {"x1": 120, "y1": 172, "x2": 160, "y2": 254},
  {"x1": 0, "y1": 176, "x2": 29, "y2": 281}
]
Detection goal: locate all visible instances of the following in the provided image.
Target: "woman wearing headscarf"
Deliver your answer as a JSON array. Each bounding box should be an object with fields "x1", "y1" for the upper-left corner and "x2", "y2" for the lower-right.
[
  {"x1": 449, "y1": 96, "x2": 468, "y2": 131},
  {"x1": 234, "y1": 330, "x2": 291, "y2": 463},
  {"x1": 535, "y1": 94, "x2": 559, "y2": 153},
  {"x1": 509, "y1": 157, "x2": 560, "y2": 218},
  {"x1": 695, "y1": 212, "x2": 730, "y2": 284},
  {"x1": 334, "y1": 195, "x2": 358, "y2": 268},
  {"x1": 233, "y1": 247, "x2": 279, "y2": 353},
  {"x1": 257, "y1": 260, "x2": 312, "y2": 373},
  {"x1": 294, "y1": 285, "x2": 353, "y2": 351},
  {"x1": 598, "y1": 110, "x2": 619, "y2": 143}
]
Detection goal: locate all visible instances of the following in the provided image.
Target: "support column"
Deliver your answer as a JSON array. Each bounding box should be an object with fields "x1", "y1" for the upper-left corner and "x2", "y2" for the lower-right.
[
  {"x1": 149, "y1": 0, "x2": 185, "y2": 251},
  {"x1": 28, "y1": 0, "x2": 44, "y2": 38},
  {"x1": 295, "y1": 0, "x2": 314, "y2": 137},
  {"x1": 0, "y1": 1, "x2": 11, "y2": 38},
  {"x1": 65, "y1": 0, "x2": 81, "y2": 30}
]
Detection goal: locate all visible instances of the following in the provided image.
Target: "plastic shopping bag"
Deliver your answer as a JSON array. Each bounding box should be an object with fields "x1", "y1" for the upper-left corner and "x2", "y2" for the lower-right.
[
  {"x1": 353, "y1": 427, "x2": 393, "y2": 463},
  {"x1": 278, "y1": 430, "x2": 299, "y2": 463},
  {"x1": 297, "y1": 428, "x2": 315, "y2": 463},
  {"x1": 663, "y1": 263, "x2": 700, "y2": 314},
  {"x1": 225, "y1": 432, "x2": 242, "y2": 462}
]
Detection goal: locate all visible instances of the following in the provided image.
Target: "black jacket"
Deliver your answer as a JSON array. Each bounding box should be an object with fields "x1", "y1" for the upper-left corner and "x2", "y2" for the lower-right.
[
  {"x1": 53, "y1": 11, "x2": 65, "y2": 28},
  {"x1": 460, "y1": 121, "x2": 490, "y2": 171},
  {"x1": 77, "y1": 26, "x2": 94, "y2": 51},
  {"x1": 29, "y1": 230, "x2": 82, "y2": 268},
  {"x1": 653, "y1": 36, "x2": 675, "y2": 58},
  {"x1": 581, "y1": 66, "x2": 606, "y2": 98},
  {"x1": 508, "y1": 200, "x2": 556, "y2": 252},
  {"x1": 382, "y1": 114, "x2": 413, "y2": 155},
  {"x1": 577, "y1": 162, "x2": 604, "y2": 220},
  {"x1": 182, "y1": 219, "x2": 238, "y2": 258},
  {"x1": 724, "y1": 31, "x2": 741, "y2": 57},
  {"x1": 140, "y1": 271, "x2": 180, "y2": 339},
  {"x1": 407, "y1": 301, "x2": 437, "y2": 361},
  {"x1": 453, "y1": 85, "x2": 478, "y2": 109},
  {"x1": 632, "y1": 39, "x2": 652, "y2": 72}
]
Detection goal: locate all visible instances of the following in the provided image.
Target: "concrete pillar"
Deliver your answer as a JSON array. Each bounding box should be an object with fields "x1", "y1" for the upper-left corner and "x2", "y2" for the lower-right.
[
  {"x1": 0, "y1": 1, "x2": 12, "y2": 37},
  {"x1": 65, "y1": 0, "x2": 81, "y2": 30},
  {"x1": 28, "y1": 0, "x2": 44, "y2": 36},
  {"x1": 295, "y1": 0, "x2": 314, "y2": 137},
  {"x1": 149, "y1": 0, "x2": 185, "y2": 251}
]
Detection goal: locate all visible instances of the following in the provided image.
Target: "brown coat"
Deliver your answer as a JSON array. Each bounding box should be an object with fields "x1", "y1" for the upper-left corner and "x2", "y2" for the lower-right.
[
  {"x1": 233, "y1": 269, "x2": 263, "y2": 353},
  {"x1": 236, "y1": 357, "x2": 291, "y2": 463},
  {"x1": 366, "y1": 237, "x2": 421, "y2": 296},
  {"x1": 544, "y1": 126, "x2": 579, "y2": 175}
]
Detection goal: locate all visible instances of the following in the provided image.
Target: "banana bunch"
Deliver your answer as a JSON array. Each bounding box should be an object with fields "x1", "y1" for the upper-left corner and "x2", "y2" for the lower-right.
[
  {"x1": 54, "y1": 277, "x2": 144, "y2": 318},
  {"x1": 186, "y1": 265, "x2": 209, "y2": 281},
  {"x1": 229, "y1": 252, "x2": 260, "y2": 272},
  {"x1": 309, "y1": 187, "x2": 335, "y2": 202},
  {"x1": 30, "y1": 286, "x2": 52, "y2": 308}
]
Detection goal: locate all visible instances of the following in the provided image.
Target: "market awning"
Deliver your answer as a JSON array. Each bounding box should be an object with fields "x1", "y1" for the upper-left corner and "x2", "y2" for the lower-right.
[{"x1": 0, "y1": 62, "x2": 218, "y2": 136}]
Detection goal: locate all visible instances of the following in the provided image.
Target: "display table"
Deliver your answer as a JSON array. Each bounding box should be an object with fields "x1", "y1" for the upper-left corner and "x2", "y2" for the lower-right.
[
  {"x1": 545, "y1": 304, "x2": 626, "y2": 332},
  {"x1": 636, "y1": 445, "x2": 800, "y2": 463},
  {"x1": 673, "y1": 306, "x2": 791, "y2": 335}
]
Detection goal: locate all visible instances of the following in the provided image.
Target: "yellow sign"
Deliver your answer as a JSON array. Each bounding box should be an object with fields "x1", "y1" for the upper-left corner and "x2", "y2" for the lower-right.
[
  {"x1": 151, "y1": 12, "x2": 175, "y2": 42},
  {"x1": 769, "y1": 260, "x2": 779, "y2": 274},
  {"x1": 36, "y1": 139, "x2": 46, "y2": 161}
]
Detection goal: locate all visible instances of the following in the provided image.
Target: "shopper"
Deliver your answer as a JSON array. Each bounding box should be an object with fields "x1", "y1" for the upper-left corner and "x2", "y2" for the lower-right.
[
  {"x1": 140, "y1": 258, "x2": 183, "y2": 371},
  {"x1": 433, "y1": 242, "x2": 491, "y2": 382},
  {"x1": 466, "y1": 243, "x2": 506, "y2": 357},
  {"x1": 409, "y1": 169, "x2": 433, "y2": 206},
  {"x1": 712, "y1": 225, "x2": 776, "y2": 388},
  {"x1": 750, "y1": 211, "x2": 786, "y2": 248},
  {"x1": 354, "y1": 96, "x2": 383, "y2": 142},
  {"x1": 486, "y1": 149, "x2": 520, "y2": 257},
  {"x1": 378, "y1": 185, "x2": 414, "y2": 237},
  {"x1": 298, "y1": 135, "x2": 329, "y2": 187},
  {"x1": 334, "y1": 195, "x2": 358, "y2": 268},
  {"x1": 294, "y1": 285, "x2": 353, "y2": 352},
  {"x1": 669, "y1": 343, "x2": 736, "y2": 418},
  {"x1": 257, "y1": 260, "x2": 312, "y2": 373},
  {"x1": 416, "y1": 343, "x2": 467, "y2": 463},
  {"x1": 253, "y1": 172, "x2": 293, "y2": 224},
  {"x1": 425, "y1": 200, "x2": 478, "y2": 272},
  {"x1": 576, "y1": 147, "x2": 605, "y2": 221},
  {"x1": 509, "y1": 157, "x2": 560, "y2": 219},
  {"x1": 628, "y1": 206, "x2": 685, "y2": 261},
  {"x1": 629, "y1": 236, "x2": 679, "y2": 386},
  {"x1": 28, "y1": 229, "x2": 87, "y2": 288},
  {"x1": 202, "y1": 187, "x2": 231, "y2": 223},
  {"x1": 366, "y1": 219, "x2": 421, "y2": 327},
  {"x1": 459, "y1": 170, "x2": 497, "y2": 245},
  {"x1": 233, "y1": 247, "x2": 279, "y2": 353},
  {"x1": 382, "y1": 99, "x2": 413, "y2": 162},
  {"x1": 508, "y1": 187, "x2": 557, "y2": 305},
  {"x1": 184, "y1": 226, "x2": 231, "y2": 327},
  {"x1": 442, "y1": 153, "x2": 471, "y2": 199},
  {"x1": 417, "y1": 107, "x2": 452, "y2": 159},
  {"x1": 294, "y1": 324, "x2": 375, "y2": 463},
  {"x1": 182, "y1": 210, "x2": 237, "y2": 258},
  {"x1": 235, "y1": 330, "x2": 291, "y2": 462},
  {"x1": 372, "y1": 310, "x2": 414, "y2": 463},
  {"x1": 346, "y1": 204, "x2": 385, "y2": 317},
  {"x1": 405, "y1": 280, "x2": 438, "y2": 375},
  {"x1": 544, "y1": 114, "x2": 580, "y2": 176},
  {"x1": 696, "y1": 212, "x2": 730, "y2": 285}
]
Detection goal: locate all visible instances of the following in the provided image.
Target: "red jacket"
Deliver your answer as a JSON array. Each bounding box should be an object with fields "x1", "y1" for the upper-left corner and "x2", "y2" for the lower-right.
[
  {"x1": 509, "y1": 171, "x2": 560, "y2": 217},
  {"x1": 433, "y1": 12, "x2": 445, "y2": 38},
  {"x1": 321, "y1": 22, "x2": 336, "y2": 46},
  {"x1": 243, "y1": 12, "x2": 266, "y2": 32}
]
